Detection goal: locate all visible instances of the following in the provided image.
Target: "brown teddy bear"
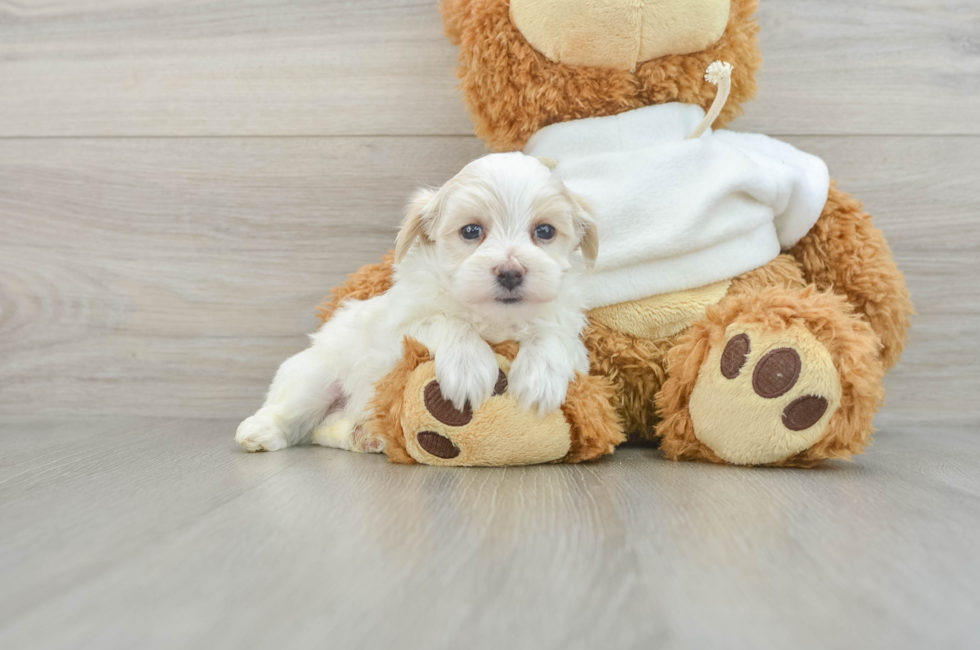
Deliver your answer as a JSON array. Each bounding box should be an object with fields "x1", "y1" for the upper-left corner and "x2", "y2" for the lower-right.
[{"x1": 318, "y1": 0, "x2": 913, "y2": 467}]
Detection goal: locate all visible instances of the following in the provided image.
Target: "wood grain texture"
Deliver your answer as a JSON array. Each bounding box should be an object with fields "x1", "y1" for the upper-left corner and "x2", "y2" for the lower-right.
[
  {"x1": 0, "y1": 418, "x2": 978, "y2": 650},
  {"x1": 742, "y1": 0, "x2": 980, "y2": 136},
  {"x1": 1, "y1": 135, "x2": 977, "y2": 425},
  {"x1": 1, "y1": 0, "x2": 978, "y2": 137}
]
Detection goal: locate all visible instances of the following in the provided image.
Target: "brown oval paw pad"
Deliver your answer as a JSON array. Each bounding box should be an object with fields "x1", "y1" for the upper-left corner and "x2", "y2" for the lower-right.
[
  {"x1": 752, "y1": 348, "x2": 801, "y2": 398},
  {"x1": 721, "y1": 333, "x2": 751, "y2": 379},
  {"x1": 782, "y1": 395, "x2": 829, "y2": 431},
  {"x1": 423, "y1": 381, "x2": 473, "y2": 426},
  {"x1": 492, "y1": 369, "x2": 508, "y2": 396},
  {"x1": 416, "y1": 431, "x2": 461, "y2": 459}
]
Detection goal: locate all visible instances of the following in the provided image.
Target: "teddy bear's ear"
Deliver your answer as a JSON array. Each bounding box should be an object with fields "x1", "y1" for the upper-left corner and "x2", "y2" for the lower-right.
[{"x1": 394, "y1": 188, "x2": 437, "y2": 264}]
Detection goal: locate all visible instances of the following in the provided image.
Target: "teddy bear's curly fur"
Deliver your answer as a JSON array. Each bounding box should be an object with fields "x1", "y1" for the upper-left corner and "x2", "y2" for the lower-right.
[
  {"x1": 442, "y1": 0, "x2": 762, "y2": 150},
  {"x1": 317, "y1": 0, "x2": 913, "y2": 467}
]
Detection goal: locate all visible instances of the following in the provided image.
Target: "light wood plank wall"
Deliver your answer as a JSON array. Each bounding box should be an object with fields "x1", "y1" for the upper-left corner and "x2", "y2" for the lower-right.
[
  {"x1": 2, "y1": 0, "x2": 978, "y2": 136},
  {"x1": 1, "y1": 1, "x2": 978, "y2": 427}
]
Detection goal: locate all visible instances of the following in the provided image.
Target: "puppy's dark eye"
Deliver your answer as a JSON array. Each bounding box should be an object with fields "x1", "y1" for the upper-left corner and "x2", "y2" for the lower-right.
[
  {"x1": 460, "y1": 224, "x2": 483, "y2": 241},
  {"x1": 534, "y1": 224, "x2": 556, "y2": 241}
]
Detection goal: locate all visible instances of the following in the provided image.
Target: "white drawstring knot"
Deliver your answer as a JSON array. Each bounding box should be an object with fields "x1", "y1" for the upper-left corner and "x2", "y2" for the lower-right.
[{"x1": 688, "y1": 61, "x2": 734, "y2": 140}]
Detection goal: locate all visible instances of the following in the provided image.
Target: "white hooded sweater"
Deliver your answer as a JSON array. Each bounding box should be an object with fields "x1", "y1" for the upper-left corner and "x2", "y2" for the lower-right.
[{"x1": 523, "y1": 103, "x2": 830, "y2": 309}]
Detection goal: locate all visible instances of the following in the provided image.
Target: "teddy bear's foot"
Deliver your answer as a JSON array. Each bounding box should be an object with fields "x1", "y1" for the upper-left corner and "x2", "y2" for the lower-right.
[
  {"x1": 689, "y1": 324, "x2": 841, "y2": 465},
  {"x1": 658, "y1": 286, "x2": 884, "y2": 467},
  {"x1": 369, "y1": 338, "x2": 623, "y2": 466},
  {"x1": 395, "y1": 357, "x2": 573, "y2": 466}
]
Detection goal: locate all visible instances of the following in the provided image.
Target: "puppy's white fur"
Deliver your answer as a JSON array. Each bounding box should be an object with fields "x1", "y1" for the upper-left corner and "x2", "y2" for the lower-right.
[{"x1": 236, "y1": 153, "x2": 598, "y2": 453}]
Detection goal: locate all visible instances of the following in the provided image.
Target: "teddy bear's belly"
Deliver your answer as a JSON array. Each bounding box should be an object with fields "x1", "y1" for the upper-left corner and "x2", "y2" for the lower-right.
[{"x1": 587, "y1": 280, "x2": 731, "y2": 341}]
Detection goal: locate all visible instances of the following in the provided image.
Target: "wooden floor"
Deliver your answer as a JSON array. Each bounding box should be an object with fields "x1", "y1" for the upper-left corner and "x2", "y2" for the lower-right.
[
  {"x1": 1, "y1": 1, "x2": 979, "y2": 648},
  {"x1": 1, "y1": 418, "x2": 979, "y2": 649}
]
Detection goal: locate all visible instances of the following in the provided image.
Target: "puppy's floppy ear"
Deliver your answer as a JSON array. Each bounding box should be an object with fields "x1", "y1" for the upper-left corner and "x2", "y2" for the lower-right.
[
  {"x1": 576, "y1": 211, "x2": 600, "y2": 269},
  {"x1": 562, "y1": 187, "x2": 599, "y2": 268},
  {"x1": 395, "y1": 188, "x2": 437, "y2": 264}
]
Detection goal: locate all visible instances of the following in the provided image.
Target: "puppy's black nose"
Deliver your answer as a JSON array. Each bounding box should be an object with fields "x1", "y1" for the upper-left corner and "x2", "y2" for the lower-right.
[{"x1": 495, "y1": 269, "x2": 524, "y2": 291}]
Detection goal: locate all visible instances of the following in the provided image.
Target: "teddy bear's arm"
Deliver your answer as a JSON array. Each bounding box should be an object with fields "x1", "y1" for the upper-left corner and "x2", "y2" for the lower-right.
[
  {"x1": 316, "y1": 252, "x2": 395, "y2": 326},
  {"x1": 789, "y1": 184, "x2": 913, "y2": 369}
]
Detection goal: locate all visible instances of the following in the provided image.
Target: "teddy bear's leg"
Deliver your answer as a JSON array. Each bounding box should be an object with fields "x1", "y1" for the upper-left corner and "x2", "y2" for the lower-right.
[
  {"x1": 583, "y1": 255, "x2": 808, "y2": 441},
  {"x1": 583, "y1": 320, "x2": 673, "y2": 439},
  {"x1": 790, "y1": 184, "x2": 913, "y2": 370},
  {"x1": 657, "y1": 284, "x2": 884, "y2": 467}
]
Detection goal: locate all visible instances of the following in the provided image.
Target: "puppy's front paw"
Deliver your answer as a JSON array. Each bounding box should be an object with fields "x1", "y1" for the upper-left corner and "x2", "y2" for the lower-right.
[
  {"x1": 435, "y1": 342, "x2": 499, "y2": 411},
  {"x1": 236, "y1": 409, "x2": 288, "y2": 452},
  {"x1": 509, "y1": 351, "x2": 572, "y2": 416}
]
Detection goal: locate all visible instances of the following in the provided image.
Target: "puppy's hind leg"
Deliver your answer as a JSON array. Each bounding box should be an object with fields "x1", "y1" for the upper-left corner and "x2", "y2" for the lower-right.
[
  {"x1": 311, "y1": 369, "x2": 387, "y2": 454},
  {"x1": 312, "y1": 412, "x2": 385, "y2": 454},
  {"x1": 236, "y1": 346, "x2": 344, "y2": 452}
]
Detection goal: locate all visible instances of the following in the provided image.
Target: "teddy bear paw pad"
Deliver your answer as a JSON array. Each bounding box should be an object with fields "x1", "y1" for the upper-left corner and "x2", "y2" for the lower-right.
[
  {"x1": 689, "y1": 326, "x2": 842, "y2": 465},
  {"x1": 416, "y1": 431, "x2": 460, "y2": 459},
  {"x1": 782, "y1": 395, "x2": 830, "y2": 432}
]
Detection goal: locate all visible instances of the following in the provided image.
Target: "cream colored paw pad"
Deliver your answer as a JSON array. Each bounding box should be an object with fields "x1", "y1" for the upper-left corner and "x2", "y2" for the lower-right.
[{"x1": 689, "y1": 325, "x2": 842, "y2": 465}]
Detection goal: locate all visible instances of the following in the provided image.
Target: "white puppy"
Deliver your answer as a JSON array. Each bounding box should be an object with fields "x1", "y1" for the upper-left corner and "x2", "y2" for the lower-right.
[{"x1": 236, "y1": 152, "x2": 598, "y2": 453}]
